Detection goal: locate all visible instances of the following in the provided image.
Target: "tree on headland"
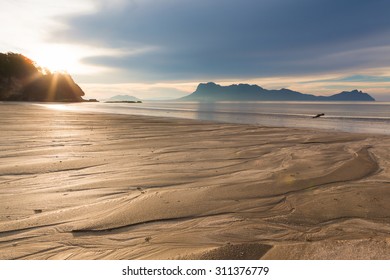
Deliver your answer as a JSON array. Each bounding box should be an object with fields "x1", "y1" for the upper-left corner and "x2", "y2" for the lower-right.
[
  {"x1": 0, "y1": 52, "x2": 85, "y2": 102},
  {"x1": 0, "y1": 52, "x2": 37, "y2": 80}
]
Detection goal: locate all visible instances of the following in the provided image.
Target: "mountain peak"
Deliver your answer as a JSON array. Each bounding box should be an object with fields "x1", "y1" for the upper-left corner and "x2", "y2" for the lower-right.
[{"x1": 329, "y1": 89, "x2": 375, "y2": 101}]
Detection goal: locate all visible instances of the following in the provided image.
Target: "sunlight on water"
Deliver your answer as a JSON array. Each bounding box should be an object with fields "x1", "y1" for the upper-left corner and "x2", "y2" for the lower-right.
[{"x1": 38, "y1": 104, "x2": 78, "y2": 111}]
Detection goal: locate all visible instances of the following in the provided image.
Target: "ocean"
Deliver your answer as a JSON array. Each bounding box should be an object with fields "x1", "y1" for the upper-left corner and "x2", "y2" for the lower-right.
[{"x1": 40, "y1": 101, "x2": 390, "y2": 135}]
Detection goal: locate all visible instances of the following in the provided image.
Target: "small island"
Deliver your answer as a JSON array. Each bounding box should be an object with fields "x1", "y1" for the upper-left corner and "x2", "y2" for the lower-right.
[
  {"x1": 0, "y1": 52, "x2": 85, "y2": 102},
  {"x1": 105, "y1": 101, "x2": 142, "y2": 103},
  {"x1": 105, "y1": 94, "x2": 142, "y2": 103}
]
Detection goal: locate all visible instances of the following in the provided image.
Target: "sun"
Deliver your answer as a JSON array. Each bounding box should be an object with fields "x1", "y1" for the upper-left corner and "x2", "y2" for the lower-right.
[{"x1": 29, "y1": 44, "x2": 92, "y2": 74}]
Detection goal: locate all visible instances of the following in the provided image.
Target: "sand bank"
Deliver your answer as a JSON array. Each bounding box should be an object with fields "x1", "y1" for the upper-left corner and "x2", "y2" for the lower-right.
[{"x1": 0, "y1": 103, "x2": 389, "y2": 259}]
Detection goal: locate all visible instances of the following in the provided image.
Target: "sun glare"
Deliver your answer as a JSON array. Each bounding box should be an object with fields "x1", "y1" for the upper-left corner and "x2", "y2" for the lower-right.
[
  {"x1": 40, "y1": 104, "x2": 74, "y2": 111},
  {"x1": 29, "y1": 44, "x2": 96, "y2": 75}
]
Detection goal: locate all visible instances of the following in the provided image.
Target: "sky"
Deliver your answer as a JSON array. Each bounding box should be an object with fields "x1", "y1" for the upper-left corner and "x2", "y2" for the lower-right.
[{"x1": 1, "y1": 0, "x2": 390, "y2": 101}]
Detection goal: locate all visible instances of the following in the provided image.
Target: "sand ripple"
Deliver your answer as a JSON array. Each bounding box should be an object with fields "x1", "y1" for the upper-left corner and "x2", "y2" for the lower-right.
[{"x1": 1, "y1": 104, "x2": 390, "y2": 259}]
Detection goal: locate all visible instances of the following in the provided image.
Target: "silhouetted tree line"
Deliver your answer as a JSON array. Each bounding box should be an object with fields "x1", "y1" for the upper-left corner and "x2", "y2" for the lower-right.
[{"x1": 0, "y1": 52, "x2": 85, "y2": 102}]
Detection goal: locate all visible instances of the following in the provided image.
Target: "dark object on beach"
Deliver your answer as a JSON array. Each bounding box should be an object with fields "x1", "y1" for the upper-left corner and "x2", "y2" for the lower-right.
[{"x1": 313, "y1": 113, "x2": 325, "y2": 118}]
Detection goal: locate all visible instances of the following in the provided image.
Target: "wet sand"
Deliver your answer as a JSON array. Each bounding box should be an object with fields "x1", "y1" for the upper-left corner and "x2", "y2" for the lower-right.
[{"x1": 0, "y1": 103, "x2": 390, "y2": 259}]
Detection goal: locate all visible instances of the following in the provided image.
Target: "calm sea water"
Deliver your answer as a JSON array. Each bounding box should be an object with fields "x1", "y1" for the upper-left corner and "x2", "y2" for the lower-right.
[{"x1": 41, "y1": 101, "x2": 390, "y2": 135}]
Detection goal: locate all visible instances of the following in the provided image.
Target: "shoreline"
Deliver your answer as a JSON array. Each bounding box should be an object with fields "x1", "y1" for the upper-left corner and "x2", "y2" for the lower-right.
[
  {"x1": 37, "y1": 101, "x2": 390, "y2": 136},
  {"x1": 3, "y1": 101, "x2": 390, "y2": 136},
  {"x1": 0, "y1": 103, "x2": 390, "y2": 259},
  {"x1": 38, "y1": 101, "x2": 390, "y2": 136}
]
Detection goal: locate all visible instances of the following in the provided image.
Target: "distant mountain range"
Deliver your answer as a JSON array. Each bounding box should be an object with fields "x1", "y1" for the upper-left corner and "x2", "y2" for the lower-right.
[
  {"x1": 180, "y1": 82, "x2": 375, "y2": 102},
  {"x1": 106, "y1": 95, "x2": 141, "y2": 102}
]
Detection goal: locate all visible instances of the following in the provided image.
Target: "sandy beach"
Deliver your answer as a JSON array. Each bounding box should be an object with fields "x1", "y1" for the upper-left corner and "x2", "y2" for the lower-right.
[{"x1": 0, "y1": 103, "x2": 390, "y2": 260}]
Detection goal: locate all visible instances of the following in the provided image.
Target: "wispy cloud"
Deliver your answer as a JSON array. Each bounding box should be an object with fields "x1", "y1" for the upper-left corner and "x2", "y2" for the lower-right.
[{"x1": 55, "y1": 0, "x2": 390, "y2": 83}]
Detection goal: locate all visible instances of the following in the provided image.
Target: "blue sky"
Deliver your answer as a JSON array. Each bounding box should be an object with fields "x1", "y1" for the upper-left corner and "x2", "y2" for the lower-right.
[{"x1": 1, "y1": 0, "x2": 390, "y2": 100}]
